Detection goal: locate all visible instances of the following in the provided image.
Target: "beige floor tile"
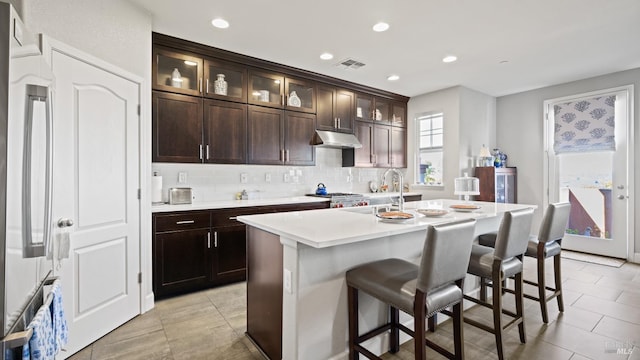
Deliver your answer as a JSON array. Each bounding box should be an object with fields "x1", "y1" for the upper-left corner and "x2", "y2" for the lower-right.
[
  {"x1": 96, "y1": 311, "x2": 164, "y2": 345},
  {"x1": 617, "y1": 291, "x2": 640, "y2": 307},
  {"x1": 538, "y1": 321, "x2": 624, "y2": 359},
  {"x1": 66, "y1": 256, "x2": 640, "y2": 360},
  {"x1": 592, "y1": 316, "x2": 640, "y2": 345},
  {"x1": 563, "y1": 278, "x2": 623, "y2": 301},
  {"x1": 573, "y1": 294, "x2": 640, "y2": 324},
  {"x1": 90, "y1": 329, "x2": 172, "y2": 360}
]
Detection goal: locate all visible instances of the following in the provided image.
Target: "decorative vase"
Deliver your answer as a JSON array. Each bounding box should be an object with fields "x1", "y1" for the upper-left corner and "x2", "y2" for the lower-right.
[
  {"x1": 214, "y1": 74, "x2": 228, "y2": 95},
  {"x1": 288, "y1": 91, "x2": 301, "y2": 107},
  {"x1": 171, "y1": 68, "x2": 182, "y2": 88}
]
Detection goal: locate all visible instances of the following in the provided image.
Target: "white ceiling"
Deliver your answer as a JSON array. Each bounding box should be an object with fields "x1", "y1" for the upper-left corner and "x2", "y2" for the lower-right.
[{"x1": 128, "y1": 0, "x2": 640, "y2": 98}]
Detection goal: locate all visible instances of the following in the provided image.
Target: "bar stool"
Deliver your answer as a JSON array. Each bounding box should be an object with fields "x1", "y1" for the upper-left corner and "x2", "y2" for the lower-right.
[
  {"x1": 464, "y1": 208, "x2": 534, "y2": 360},
  {"x1": 346, "y1": 219, "x2": 476, "y2": 360},
  {"x1": 479, "y1": 202, "x2": 571, "y2": 323}
]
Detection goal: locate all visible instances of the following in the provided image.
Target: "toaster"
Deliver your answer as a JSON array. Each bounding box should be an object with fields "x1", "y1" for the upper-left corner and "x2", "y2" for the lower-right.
[{"x1": 168, "y1": 187, "x2": 192, "y2": 205}]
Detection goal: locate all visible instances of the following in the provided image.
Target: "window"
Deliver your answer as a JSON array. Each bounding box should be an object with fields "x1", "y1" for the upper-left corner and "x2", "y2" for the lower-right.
[{"x1": 416, "y1": 112, "x2": 444, "y2": 185}]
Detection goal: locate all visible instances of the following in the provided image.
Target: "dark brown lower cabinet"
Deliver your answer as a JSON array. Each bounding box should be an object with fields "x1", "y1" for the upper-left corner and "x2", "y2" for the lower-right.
[
  {"x1": 212, "y1": 224, "x2": 247, "y2": 281},
  {"x1": 152, "y1": 202, "x2": 330, "y2": 299}
]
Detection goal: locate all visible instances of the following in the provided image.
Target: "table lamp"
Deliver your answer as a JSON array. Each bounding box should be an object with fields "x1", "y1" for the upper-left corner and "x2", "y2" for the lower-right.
[
  {"x1": 479, "y1": 144, "x2": 493, "y2": 167},
  {"x1": 454, "y1": 173, "x2": 480, "y2": 202}
]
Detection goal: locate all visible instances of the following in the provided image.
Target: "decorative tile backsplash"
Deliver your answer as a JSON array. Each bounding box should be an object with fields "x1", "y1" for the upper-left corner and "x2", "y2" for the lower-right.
[{"x1": 152, "y1": 148, "x2": 403, "y2": 203}]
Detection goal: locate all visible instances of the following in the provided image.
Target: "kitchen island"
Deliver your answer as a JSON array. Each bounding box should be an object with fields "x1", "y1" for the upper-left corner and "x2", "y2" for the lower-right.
[{"x1": 237, "y1": 199, "x2": 536, "y2": 360}]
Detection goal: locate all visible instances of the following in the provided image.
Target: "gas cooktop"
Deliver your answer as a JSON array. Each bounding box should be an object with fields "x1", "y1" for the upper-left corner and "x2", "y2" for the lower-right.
[{"x1": 305, "y1": 192, "x2": 359, "y2": 198}]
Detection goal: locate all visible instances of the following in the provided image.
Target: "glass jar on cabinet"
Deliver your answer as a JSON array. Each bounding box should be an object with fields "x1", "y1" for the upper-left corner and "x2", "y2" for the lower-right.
[{"x1": 204, "y1": 59, "x2": 247, "y2": 102}]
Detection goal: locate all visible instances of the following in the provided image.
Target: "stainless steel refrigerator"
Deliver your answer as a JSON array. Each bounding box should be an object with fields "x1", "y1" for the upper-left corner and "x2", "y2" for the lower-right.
[{"x1": 0, "y1": 2, "x2": 55, "y2": 358}]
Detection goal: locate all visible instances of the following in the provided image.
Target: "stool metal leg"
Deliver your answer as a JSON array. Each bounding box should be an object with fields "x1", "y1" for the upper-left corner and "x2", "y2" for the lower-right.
[
  {"x1": 390, "y1": 306, "x2": 400, "y2": 353},
  {"x1": 347, "y1": 285, "x2": 358, "y2": 360}
]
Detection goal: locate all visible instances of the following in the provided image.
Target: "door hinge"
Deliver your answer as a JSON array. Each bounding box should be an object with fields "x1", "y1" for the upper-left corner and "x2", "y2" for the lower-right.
[
  {"x1": 138, "y1": 272, "x2": 142, "y2": 284},
  {"x1": 137, "y1": 189, "x2": 141, "y2": 199},
  {"x1": 137, "y1": 104, "x2": 141, "y2": 116}
]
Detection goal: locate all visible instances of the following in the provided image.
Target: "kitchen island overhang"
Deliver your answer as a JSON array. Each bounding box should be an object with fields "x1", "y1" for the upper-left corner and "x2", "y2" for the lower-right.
[{"x1": 238, "y1": 199, "x2": 537, "y2": 360}]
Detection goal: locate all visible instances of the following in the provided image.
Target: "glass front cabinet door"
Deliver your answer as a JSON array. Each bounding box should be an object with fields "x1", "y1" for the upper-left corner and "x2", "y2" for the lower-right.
[
  {"x1": 153, "y1": 47, "x2": 203, "y2": 96},
  {"x1": 284, "y1": 78, "x2": 315, "y2": 113},
  {"x1": 248, "y1": 69, "x2": 285, "y2": 108},
  {"x1": 204, "y1": 59, "x2": 247, "y2": 103}
]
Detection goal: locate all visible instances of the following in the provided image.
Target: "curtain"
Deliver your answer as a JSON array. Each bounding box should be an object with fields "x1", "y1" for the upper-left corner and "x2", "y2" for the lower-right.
[{"x1": 553, "y1": 95, "x2": 616, "y2": 153}]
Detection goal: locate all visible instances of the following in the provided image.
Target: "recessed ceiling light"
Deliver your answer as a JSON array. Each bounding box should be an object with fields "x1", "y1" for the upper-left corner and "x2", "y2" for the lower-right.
[
  {"x1": 372, "y1": 22, "x2": 390, "y2": 32},
  {"x1": 211, "y1": 18, "x2": 230, "y2": 29},
  {"x1": 442, "y1": 55, "x2": 458, "y2": 63},
  {"x1": 320, "y1": 52, "x2": 334, "y2": 60},
  {"x1": 387, "y1": 75, "x2": 400, "y2": 81},
  {"x1": 499, "y1": 60, "x2": 509, "y2": 64}
]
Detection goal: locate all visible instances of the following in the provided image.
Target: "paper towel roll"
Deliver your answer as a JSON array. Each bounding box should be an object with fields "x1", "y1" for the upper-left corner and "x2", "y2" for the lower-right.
[{"x1": 152, "y1": 175, "x2": 163, "y2": 203}]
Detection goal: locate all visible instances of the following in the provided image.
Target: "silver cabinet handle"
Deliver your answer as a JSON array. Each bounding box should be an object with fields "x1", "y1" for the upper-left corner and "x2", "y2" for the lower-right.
[
  {"x1": 206, "y1": 145, "x2": 210, "y2": 160},
  {"x1": 206, "y1": 78, "x2": 210, "y2": 94},
  {"x1": 285, "y1": 149, "x2": 290, "y2": 162},
  {"x1": 281, "y1": 94, "x2": 285, "y2": 106},
  {"x1": 280, "y1": 149, "x2": 285, "y2": 162},
  {"x1": 337, "y1": 118, "x2": 341, "y2": 129},
  {"x1": 176, "y1": 220, "x2": 195, "y2": 225},
  {"x1": 57, "y1": 218, "x2": 74, "y2": 228},
  {"x1": 199, "y1": 78, "x2": 203, "y2": 93},
  {"x1": 207, "y1": 232, "x2": 211, "y2": 248},
  {"x1": 199, "y1": 144, "x2": 203, "y2": 160},
  {"x1": 214, "y1": 231, "x2": 218, "y2": 247}
]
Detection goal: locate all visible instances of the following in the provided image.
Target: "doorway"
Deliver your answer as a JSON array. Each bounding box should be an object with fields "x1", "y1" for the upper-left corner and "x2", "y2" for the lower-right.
[{"x1": 544, "y1": 85, "x2": 634, "y2": 259}]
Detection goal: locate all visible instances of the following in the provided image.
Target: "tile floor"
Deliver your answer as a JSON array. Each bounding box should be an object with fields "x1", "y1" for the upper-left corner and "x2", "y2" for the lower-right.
[{"x1": 70, "y1": 255, "x2": 640, "y2": 359}]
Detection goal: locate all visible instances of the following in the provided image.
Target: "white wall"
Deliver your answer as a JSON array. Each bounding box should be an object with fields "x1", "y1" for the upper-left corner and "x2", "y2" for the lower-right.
[
  {"x1": 22, "y1": 0, "x2": 151, "y2": 77},
  {"x1": 408, "y1": 86, "x2": 495, "y2": 199},
  {"x1": 497, "y1": 67, "x2": 640, "y2": 260}
]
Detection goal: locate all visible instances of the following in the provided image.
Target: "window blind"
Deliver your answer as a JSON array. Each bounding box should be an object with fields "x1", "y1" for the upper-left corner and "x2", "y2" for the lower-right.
[{"x1": 553, "y1": 95, "x2": 616, "y2": 154}]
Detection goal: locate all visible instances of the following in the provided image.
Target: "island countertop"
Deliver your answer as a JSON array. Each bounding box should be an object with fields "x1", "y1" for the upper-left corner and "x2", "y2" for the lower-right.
[{"x1": 237, "y1": 199, "x2": 536, "y2": 249}]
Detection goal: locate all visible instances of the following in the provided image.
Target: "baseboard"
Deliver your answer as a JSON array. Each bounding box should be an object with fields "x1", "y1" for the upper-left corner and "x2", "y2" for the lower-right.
[
  {"x1": 142, "y1": 292, "x2": 155, "y2": 313},
  {"x1": 634, "y1": 253, "x2": 640, "y2": 264}
]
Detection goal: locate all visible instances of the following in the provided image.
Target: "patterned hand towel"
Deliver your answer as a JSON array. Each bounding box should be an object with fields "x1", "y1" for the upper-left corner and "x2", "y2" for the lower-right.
[
  {"x1": 50, "y1": 279, "x2": 69, "y2": 352},
  {"x1": 23, "y1": 293, "x2": 55, "y2": 360}
]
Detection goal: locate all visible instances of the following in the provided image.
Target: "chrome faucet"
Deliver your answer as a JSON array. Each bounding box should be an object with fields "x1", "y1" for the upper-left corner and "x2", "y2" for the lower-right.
[{"x1": 381, "y1": 168, "x2": 404, "y2": 212}]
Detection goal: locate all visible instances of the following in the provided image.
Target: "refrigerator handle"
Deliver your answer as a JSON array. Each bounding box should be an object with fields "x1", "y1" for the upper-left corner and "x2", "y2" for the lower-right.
[{"x1": 22, "y1": 84, "x2": 52, "y2": 258}]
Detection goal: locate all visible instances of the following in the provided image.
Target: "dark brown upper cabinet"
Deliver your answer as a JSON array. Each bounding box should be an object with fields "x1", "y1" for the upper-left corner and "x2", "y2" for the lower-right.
[
  {"x1": 247, "y1": 105, "x2": 315, "y2": 166},
  {"x1": 284, "y1": 77, "x2": 315, "y2": 114},
  {"x1": 153, "y1": 47, "x2": 203, "y2": 97},
  {"x1": 316, "y1": 84, "x2": 354, "y2": 133},
  {"x1": 391, "y1": 102, "x2": 407, "y2": 127},
  {"x1": 204, "y1": 59, "x2": 247, "y2": 103},
  {"x1": 248, "y1": 69, "x2": 315, "y2": 114},
  {"x1": 152, "y1": 91, "x2": 203, "y2": 163},
  {"x1": 356, "y1": 93, "x2": 406, "y2": 127},
  {"x1": 248, "y1": 69, "x2": 284, "y2": 108},
  {"x1": 356, "y1": 93, "x2": 390, "y2": 124},
  {"x1": 203, "y1": 100, "x2": 247, "y2": 164}
]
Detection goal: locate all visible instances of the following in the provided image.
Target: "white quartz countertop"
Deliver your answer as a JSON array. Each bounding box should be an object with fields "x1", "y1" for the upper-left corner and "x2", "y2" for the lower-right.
[
  {"x1": 151, "y1": 196, "x2": 329, "y2": 213},
  {"x1": 151, "y1": 192, "x2": 422, "y2": 213},
  {"x1": 237, "y1": 199, "x2": 536, "y2": 249}
]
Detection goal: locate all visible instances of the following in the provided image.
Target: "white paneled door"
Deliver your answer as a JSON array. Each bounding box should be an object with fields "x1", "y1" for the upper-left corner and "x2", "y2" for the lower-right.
[
  {"x1": 49, "y1": 44, "x2": 141, "y2": 356},
  {"x1": 545, "y1": 86, "x2": 633, "y2": 259}
]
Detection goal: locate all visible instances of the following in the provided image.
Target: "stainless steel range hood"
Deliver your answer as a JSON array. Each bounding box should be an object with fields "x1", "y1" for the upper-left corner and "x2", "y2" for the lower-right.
[{"x1": 311, "y1": 130, "x2": 362, "y2": 149}]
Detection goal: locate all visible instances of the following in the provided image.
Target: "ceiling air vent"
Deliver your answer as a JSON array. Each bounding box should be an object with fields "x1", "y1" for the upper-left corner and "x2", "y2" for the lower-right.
[{"x1": 335, "y1": 58, "x2": 366, "y2": 70}]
